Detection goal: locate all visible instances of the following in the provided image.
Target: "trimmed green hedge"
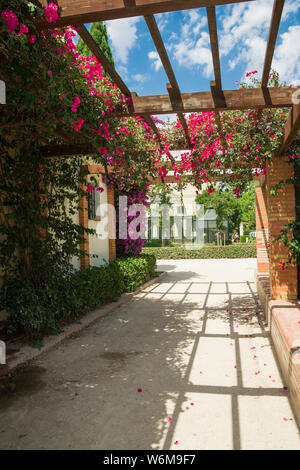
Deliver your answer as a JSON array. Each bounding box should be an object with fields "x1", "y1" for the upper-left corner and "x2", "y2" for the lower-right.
[
  {"x1": 142, "y1": 244, "x2": 256, "y2": 259},
  {"x1": 2, "y1": 254, "x2": 157, "y2": 340}
]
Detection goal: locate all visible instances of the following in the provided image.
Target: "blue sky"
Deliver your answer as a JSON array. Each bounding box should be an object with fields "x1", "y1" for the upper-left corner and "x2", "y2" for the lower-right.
[{"x1": 79, "y1": 0, "x2": 300, "y2": 121}]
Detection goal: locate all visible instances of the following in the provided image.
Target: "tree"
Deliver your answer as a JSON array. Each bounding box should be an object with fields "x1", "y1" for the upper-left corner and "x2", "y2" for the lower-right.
[
  {"x1": 77, "y1": 22, "x2": 114, "y2": 67},
  {"x1": 195, "y1": 183, "x2": 256, "y2": 236},
  {"x1": 236, "y1": 182, "x2": 257, "y2": 233}
]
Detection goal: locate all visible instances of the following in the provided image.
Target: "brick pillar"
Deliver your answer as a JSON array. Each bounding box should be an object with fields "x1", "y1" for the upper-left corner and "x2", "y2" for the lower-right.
[
  {"x1": 256, "y1": 185, "x2": 269, "y2": 274},
  {"x1": 107, "y1": 186, "x2": 116, "y2": 261},
  {"x1": 267, "y1": 154, "x2": 297, "y2": 300},
  {"x1": 79, "y1": 177, "x2": 90, "y2": 270}
]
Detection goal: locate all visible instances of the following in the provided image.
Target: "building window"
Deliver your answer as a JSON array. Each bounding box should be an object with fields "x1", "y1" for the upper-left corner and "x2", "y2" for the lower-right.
[{"x1": 88, "y1": 187, "x2": 101, "y2": 220}]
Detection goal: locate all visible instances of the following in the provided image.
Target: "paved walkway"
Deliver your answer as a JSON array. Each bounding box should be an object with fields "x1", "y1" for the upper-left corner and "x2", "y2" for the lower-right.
[{"x1": 0, "y1": 259, "x2": 299, "y2": 450}]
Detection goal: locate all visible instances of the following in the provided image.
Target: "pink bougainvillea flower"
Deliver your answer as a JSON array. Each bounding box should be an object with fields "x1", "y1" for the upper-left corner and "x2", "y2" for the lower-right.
[
  {"x1": 96, "y1": 187, "x2": 104, "y2": 193},
  {"x1": 1, "y1": 10, "x2": 18, "y2": 34},
  {"x1": 71, "y1": 97, "x2": 81, "y2": 112},
  {"x1": 137, "y1": 388, "x2": 142, "y2": 392},
  {"x1": 190, "y1": 402, "x2": 194, "y2": 406},
  {"x1": 43, "y1": 2, "x2": 59, "y2": 23},
  {"x1": 57, "y1": 47, "x2": 63, "y2": 54},
  {"x1": 48, "y1": 70, "x2": 53, "y2": 76},
  {"x1": 72, "y1": 118, "x2": 84, "y2": 131},
  {"x1": 86, "y1": 185, "x2": 94, "y2": 193},
  {"x1": 98, "y1": 147, "x2": 108, "y2": 155},
  {"x1": 18, "y1": 24, "x2": 28, "y2": 36},
  {"x1": 27, "y1": 34, "x2": 37, "y2": 44},
  {"x1": 158, "y1": 167, "x2": 168, "y2": 178}
]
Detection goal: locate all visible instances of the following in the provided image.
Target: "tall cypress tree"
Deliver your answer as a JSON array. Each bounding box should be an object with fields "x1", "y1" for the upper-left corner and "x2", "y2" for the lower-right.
[{"x1": 77, "y1": 22, "x2": 114, "y2": 67}]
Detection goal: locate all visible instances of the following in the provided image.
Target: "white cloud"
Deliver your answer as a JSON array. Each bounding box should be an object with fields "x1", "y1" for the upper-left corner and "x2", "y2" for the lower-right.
[
  {"x1": 132, "y1": 73, "x2": 148, "y2": 83},
  {"x1": 272, "y1": 25, "x2": 300, "y2": 85},
  {"x1": 156, "y1": 13, "x2": 170, "y2": 32},
  {"x1": 172, "y1": 31, "x2": 213, "y2": 78},
  {"x1": 106, "y1": 18, "x2": 140, "y2": 64},
  {"x1": 217, "y1": 0, "x2": 300, "y2": 84},
  {"x1": 148, "y1": 50, "x2": 163, "y2": 71},
  {"x1": 169, "y1": 11, "x2": 212, "y2": 76}
]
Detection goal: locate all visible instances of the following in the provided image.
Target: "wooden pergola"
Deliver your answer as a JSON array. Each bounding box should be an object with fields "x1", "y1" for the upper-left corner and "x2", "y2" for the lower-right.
[{"x1": 35, "y1": 0, "x2": 299, "y2": 156}]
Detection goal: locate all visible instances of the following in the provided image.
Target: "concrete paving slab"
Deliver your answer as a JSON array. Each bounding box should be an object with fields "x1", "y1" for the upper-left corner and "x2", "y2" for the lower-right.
[{"x1": 0, "y1": 258, "x2": 299, "y2": 450}]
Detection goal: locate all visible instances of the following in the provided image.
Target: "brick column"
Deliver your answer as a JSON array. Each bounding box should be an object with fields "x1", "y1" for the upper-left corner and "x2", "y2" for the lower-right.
[
  {"x1": 79, "y1": 177, "x2": 90, "y2": 270},
  {"x1": 267, "y1": 154, "x2": 297, "y2": 300},
  {"x1": 255, "y1": 185, "x2": 269, "y2": 274},
  {"x1": 107, "y1": 186, "x2": 116, "y2": 261}
]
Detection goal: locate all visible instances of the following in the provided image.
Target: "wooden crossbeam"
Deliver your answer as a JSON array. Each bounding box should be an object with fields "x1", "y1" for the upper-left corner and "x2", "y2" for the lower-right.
[
  {"x1": 166, "y1": 83, "x2": 183, "y2": 110},
  {"x1": 36, "y1": 0, "x2": 255, "y2": 28},
  {"x1": 141, "y1": 113, "x2": 161, "y2": 137},
  {"x1": 41, "y1": 143, "x2": 96, "y2": 157},
  {"x1": 210, "y1": 81, "x2": 224, "y2": 132},
  {"x1": 261, "y1": 0, "x2": 285, "y2": 88},
  {"x1": 77, "y1": 25, "x2": 131, "y2": 97},
  {"x1": 127, "y1": 86, "x2": 298, "y2": 116},
  {"x1": 277, "y1": 104, "x2": 300, "y2": 155},
  {"x1": 124, "y1": 0, "x2": 137, "y2": 7},
  {"x1": 177, "y1": 113, "x2": 192, "y2": 148}
]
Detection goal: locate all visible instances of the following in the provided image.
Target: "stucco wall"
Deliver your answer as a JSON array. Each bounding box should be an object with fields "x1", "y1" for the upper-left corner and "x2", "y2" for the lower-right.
[{"x1": 88, "y1": 175, "x2": 110, "y2": 267}]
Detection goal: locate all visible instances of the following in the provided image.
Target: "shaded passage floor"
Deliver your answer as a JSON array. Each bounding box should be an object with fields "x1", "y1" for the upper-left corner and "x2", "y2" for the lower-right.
[{"x1": 0, "y1": 259, "x2": 300, "y2": 450}]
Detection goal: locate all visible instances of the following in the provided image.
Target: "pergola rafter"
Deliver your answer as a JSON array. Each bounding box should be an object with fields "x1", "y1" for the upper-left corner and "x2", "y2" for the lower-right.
[
  {"x1": 35, "y1": 0, "x2": 255, "y2": 28},
  {"x1": 277, "y1": 104, "x2": 300, "y2": 155},
  {"x1": 206, "y1": 6, "x2": 223, "y2": 131},
  {"x1": 261, "y1": 0, "x2": 285, "y2": 88},
  {"x1": 144, "y1": 14, "x2": 192, "y2": 147},
  {"x1": 35, "y1": 0, "x2": 300, "y2": 156},
  {"x1": 77, "y1": 24, "x2": 131, "y2": 97}
]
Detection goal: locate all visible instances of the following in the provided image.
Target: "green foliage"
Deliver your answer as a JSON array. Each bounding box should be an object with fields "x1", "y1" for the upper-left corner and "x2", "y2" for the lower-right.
[
  {"x1": 2, "y1": 254, "x2": 157, "y2": 340},
  {"x1": 112, "y1": 253, "x2": 156, "y2": 291},
  {"x1": 195, "y1": 182, "x2": 256, "y2": 233},
  {"x1": 142, "y1": 244, "x2": 256, "y2": 259},
  {"x1": 0, "y1": 1, "x2": 158, "y2": 305},
  {"x1": 76, "y1": 22, "x2": 114, "y2": 67},
  {"x1": 148, "y1": 183, "x2": 174, "y2": 206}
]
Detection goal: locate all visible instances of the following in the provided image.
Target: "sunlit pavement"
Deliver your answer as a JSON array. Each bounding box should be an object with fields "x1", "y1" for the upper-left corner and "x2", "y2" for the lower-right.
[{"x1": 0, "y1": 259, "x2": 299, "y2": 450}]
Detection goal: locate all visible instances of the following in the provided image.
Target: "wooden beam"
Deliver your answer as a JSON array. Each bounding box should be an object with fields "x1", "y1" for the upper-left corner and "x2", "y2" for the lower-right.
[
  {"x1": 177, "y1": 113, "x2": 192, "y2": 148},
  {"x1": 41, "y1": 143, "x2": 97, "y2": 157},
  {"x1": 126, "y1": 86, "x2": 298, "y2": 116},
  {"x1": 145, "y1": 15, "x2": 180, "y2": 98},
  {"x1": 206, "y1": 6, "x2": 222, "y2": 90},
  {"x1": 141, "y1": 114, "x2": 161, "y2": 137},
  {"x1": 277, "y1": 104, "x2": 300, "y2": 154},
  {"x1": 261, "y1": 0, "x2": 285, "y2": 88},
  {"x1": 36, "y1": 0, "x2": 255, "y2": 28},
  {"x1": 77, "y1": 25, "x2": 131, "y2": 97},
  {"x1": 206, "y1": 7, "x2": 224, "y2": 130},
  {"x1": 124, "y1": 0, "x2": 136, "y2": 6},
  {"x1": 166, "y1": 83, "x2": 183, "y2": 110}
]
